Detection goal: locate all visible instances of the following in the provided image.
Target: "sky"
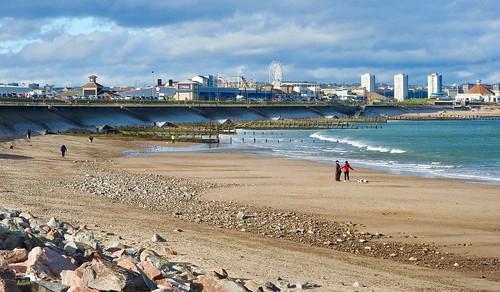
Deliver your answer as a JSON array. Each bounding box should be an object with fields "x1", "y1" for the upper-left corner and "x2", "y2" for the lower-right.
[{"x1": 1, "y1": 0, "x2": 500, "y2": 87}]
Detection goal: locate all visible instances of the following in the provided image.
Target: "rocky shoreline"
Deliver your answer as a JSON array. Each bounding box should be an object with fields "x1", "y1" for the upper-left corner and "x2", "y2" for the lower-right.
[
  {"x1": 60, "y1": 161, "x2": 499, "y2": 277},
  {"x1": 1, "y1": 204, "x2": 325, "y2": 291}
]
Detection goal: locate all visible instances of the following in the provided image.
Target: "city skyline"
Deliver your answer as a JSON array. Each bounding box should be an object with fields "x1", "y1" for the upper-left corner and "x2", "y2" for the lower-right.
[{"x1": 1, "y1": 1, "x2": 500, "y2": 86}]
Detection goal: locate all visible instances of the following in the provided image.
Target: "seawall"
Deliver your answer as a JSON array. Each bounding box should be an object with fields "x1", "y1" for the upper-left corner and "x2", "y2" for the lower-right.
[{"x1": 0, "y1": 104, "x2": 358, "y2": 138}]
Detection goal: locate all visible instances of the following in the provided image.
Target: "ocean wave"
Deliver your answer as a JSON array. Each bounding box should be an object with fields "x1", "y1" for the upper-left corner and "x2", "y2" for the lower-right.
[{"x1": 310, "y1": 132, "x2": 407, "y2": 154}]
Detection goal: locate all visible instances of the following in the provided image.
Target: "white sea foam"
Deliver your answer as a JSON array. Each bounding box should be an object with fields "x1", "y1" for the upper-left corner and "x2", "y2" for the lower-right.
[{"x1": 310, "y1": 132, "x2": 407, "y2": 154}]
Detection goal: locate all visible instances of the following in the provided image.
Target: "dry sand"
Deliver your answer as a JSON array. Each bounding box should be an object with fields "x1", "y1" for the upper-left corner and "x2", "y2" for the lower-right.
[
  {"x1": 401, "y1": 105, "x2": 500, "y2": 118},
  {"x1": 0, "y1": 135, "x2": 499, "y2": 291}
]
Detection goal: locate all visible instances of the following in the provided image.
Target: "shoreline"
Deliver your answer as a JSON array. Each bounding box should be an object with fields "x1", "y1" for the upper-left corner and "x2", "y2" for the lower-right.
[
  {"x1": 125, "y1": 138, "x2": 500, "y2": 186},
  {"x1": 1, "y1": 134, "x2": 499, "y2": 289}
]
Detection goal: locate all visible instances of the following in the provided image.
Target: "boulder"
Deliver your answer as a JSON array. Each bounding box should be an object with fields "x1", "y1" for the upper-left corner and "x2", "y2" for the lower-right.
[
  {"x1": 61, "y1": 269, "x2": 83, "y2": 288},
  {"x1": 13, "y1": 217, "x2": 30, "y2": 228},
  {"x1": 47, "y1": 217, "x2": 60, "y2": 229},
  {"x1": 32, "y1": 280, "x2": 70, "y2": 292},
  {"x1": 0, "y1": 267, "x2": 19, "y2": 292},
  {"x1": 139, "y1": 260, "x2": 163, "y2": 281},
  {"x1": 8, "y1": 263, "x2": 27, "y2": 275},
  {"x1": 139, "y1": 249, "x2": 168, "y2": 270},
  {"x1": 244, "y1": 280, "x2": 263, "y2": 291},
  {"x1": 116, "y1": 256, "x2": 140, "y2": 273},
  {"x1": 111, "y1": 249, "x2": 127, "y2": 258},
  {"x1": 64, "y1": 258, "x2": 148, "y2": 292},
  {"x1": 4, "y1": 233, "x2": 25, "y2": 250},
  {"x1": 0, "y1": 248, "x2": 28, "y2": 265},
  {"x1": 19, "y1": 212, "x2": 34, "y2": 221},
  {"x1": 64, "y1": 242, "x2": 81, "y2": 256},
  {"x1": 24, "y1": 247, "x2": 77, "y2": 280},
  {"x1": 72, "y1": 231, "x2": 99, "y2": 250}
]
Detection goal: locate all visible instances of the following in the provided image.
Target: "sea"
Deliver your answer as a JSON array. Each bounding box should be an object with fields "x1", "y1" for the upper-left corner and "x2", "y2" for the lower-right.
[{"x1": 126, "y1": 120, "x2": 500, "y2": 185}]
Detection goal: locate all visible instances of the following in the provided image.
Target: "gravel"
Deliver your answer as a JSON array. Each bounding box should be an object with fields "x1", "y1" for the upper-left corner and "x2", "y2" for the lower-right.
[{"x1": 58, "y1": 161, "x2": 500, "y2": 274}]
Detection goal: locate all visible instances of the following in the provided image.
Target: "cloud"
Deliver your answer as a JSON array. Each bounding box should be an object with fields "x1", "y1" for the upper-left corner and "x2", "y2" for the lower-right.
[{"x1": 1, "y1": 0, "x2": 500, "y2": 86}]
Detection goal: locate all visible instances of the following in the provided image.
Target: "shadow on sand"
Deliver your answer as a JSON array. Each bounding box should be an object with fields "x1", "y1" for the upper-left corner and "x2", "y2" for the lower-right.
[{"x1": 0, "y1": 153, "x2": 32, "y2": 160}]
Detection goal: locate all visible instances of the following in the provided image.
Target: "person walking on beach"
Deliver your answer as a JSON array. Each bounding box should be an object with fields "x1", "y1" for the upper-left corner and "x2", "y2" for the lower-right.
[
  {"x1": 26, "y1": 129, "x2": 31, "y2": 140},
  {"x1": 88, "y1": 136, "x2": 94, "y2": 143},
  {"x1": 60, "y1": 144, "x2": 67, "y2": 158},
  {"x1": 342, "y1": 160, "x2": 354, "y2": 182},
  {"x1": 335, "y1": 160, "x2": 342, "y2": 182}
]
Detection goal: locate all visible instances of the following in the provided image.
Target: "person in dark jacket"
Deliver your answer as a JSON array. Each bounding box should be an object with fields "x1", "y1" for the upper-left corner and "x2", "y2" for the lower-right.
[
  {"x1": 342, "y1": 160, "x2": 354, "y2": 182},
  {"x1": 335, "y1": 160, "x2": 342, "y2": 182},
  {"x1": 60, "y1": 145, "x2": 67, "y2": 158},
  {"x1": 26, "y1": 129, "x2": 31, "y2": 140}
]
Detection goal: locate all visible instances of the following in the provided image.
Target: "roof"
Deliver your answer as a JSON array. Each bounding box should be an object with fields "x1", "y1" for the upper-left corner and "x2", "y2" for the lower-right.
[
  {"x1": 82, "y1": 82, "x2": 104, "y2": 89},
  {"x1": 467, "y1": 84, "x2": 494, "y2": 95}
]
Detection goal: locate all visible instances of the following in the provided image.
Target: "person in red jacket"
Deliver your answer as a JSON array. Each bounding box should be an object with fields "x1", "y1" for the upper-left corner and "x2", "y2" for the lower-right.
[{"x1": 342, "y1": 160, "x2": 354, "y2": 182}]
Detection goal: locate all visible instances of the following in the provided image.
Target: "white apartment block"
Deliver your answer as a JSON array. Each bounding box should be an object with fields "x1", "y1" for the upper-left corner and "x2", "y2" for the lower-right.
[
  {"x1": 427, "y1": 73, "x2": 442, "y2": 98},
  {"x1": 394, "y1": 73, "x2": 408, "y2": 101},
  {"x1": 361, "y1": 73, "x2": 375, "y2": 92}
]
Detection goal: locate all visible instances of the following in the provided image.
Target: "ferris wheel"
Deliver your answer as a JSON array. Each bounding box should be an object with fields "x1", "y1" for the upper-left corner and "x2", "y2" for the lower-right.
[{"x1": 268, "y1": 61, "x2": 283, "y2": 85}]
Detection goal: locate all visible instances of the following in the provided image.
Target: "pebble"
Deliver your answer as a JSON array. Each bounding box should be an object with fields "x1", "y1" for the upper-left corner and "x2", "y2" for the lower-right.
[
  {"x1": 50, "y1": 162, "x2": 500, "y2": 277},
  {"x1": 151, "y1": 233, "x2": 166, "y2": 243}
]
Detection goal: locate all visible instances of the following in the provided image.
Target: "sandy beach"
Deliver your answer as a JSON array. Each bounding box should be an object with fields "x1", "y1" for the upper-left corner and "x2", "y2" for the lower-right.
[
  {"x1": 401, "y1": 105, "x2": 500, "y2": 118},
  {"x1": 1, "y1": 135, "x2": 499, "y2": 291}
]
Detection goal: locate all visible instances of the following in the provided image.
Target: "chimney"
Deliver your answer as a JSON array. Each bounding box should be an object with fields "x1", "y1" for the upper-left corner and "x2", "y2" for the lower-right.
[{"x1": 157, "y1": 79, "x2": 162, "y2": 86}]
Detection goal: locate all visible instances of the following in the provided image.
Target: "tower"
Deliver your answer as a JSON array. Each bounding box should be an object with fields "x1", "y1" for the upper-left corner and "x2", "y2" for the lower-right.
[
  {"x1": 361, "y1": 73, "x2": 375, "y2": 92},
  {"x1": 427, "y1": 73, "x2": 442, "y2": 98},
  {"x1": 394, "y1": 73, "x2": 408, "y2": 101}
]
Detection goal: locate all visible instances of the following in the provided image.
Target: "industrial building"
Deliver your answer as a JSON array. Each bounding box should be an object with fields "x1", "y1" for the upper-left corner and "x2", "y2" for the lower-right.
[
  {"x1": 0, "y1": 84, "x2": 31, "y2": 97},
  {"x1": 119, "y1": 86, "x2": 176, "y2": 100}
]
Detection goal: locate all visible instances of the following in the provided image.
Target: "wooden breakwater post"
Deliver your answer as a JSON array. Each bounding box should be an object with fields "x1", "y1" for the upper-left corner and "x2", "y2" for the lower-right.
[{"x1": 236, "y1": 116, "x2": 387, "y2": 130}]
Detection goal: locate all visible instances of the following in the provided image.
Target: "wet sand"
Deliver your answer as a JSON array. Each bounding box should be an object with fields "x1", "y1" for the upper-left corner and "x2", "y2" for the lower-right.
[{"x1": 0, "y1": 135, "x2": 499, "y2": 291}]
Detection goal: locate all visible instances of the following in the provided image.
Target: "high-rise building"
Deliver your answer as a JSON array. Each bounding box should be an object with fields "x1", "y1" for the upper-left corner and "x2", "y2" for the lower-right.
[
  {"x1": 394, "y1": 73, "x2": 408, "y2": 101},
  {"x1": 427, "y1": 73, "x2": 442, "y2": 98},
  {"x1": 361, "y1": 73, "x2": 375, "y2": 92}
]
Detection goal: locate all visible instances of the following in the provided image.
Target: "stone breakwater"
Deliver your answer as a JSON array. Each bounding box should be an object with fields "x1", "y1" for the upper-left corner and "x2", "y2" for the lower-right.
[
  {"x1": 61, "y1": 162, "x2": 499, "y2": 276},
  {"x1": 0, "y1": 206, "x2": 319, "y2": 291}
]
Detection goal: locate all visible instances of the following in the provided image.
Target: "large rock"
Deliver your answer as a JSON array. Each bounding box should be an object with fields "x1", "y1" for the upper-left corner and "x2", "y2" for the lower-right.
[
  {"x1": 116, "y1": 256, "x2": 140, "y2": 273},
  {"x1": 139, "y1": 260, "x2": 163, "y2": 281},
  {"x1": 25, "y1": 247, "x2": 77, "y2": 280},
  {"x1": 0, "y1": 267, "x2": 20, "y2": 292},
  {"x1": 4, "y1": 232, "x2": 25, "y2": 249},
  {"x1": 19, "y1": 212, "x2": 34, "y2": 221},
  {"x1": 139, "y1": 249, "x2": 168, "y2": 270},
  {"x1": 62, "y1": 258, "x2": 148, "y2": 292},
  {"x1": 0, "y1": 248, "x2": 28, "y2": 265},
  {"x1": 64, "y1": 242, "x2": 81, "y2": 256},
  {"x1": 70, "y1": 231, "x2": 100, "y2": 250},
  {"x1": 47, "y1": 217, "x2": 60, "y2": 229},
  {"x1": 32, "y1": 280, "x2": 70, "y2": 292}
]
